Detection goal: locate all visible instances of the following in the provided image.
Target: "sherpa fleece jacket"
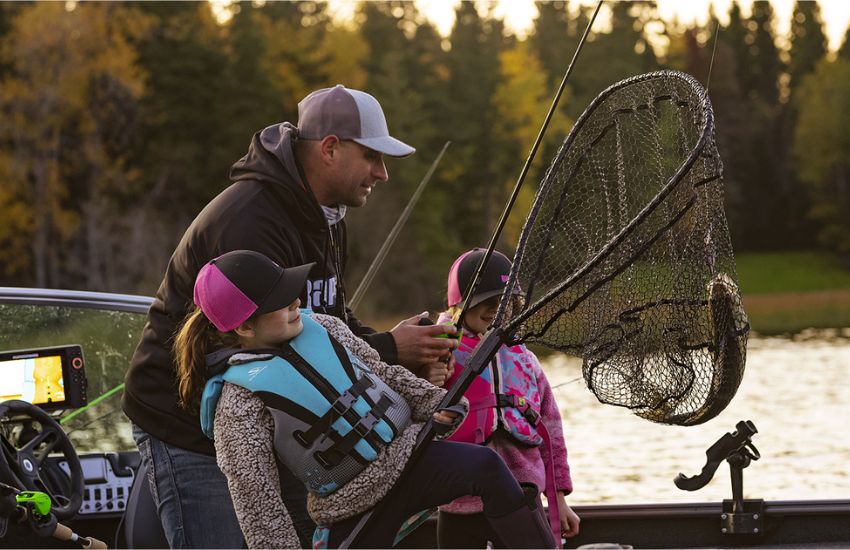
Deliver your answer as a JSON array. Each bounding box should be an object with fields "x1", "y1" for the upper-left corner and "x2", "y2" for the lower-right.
[
  {"x1": 212, "y1": 313, "x2": 464, "y2": 549},
  {"x1": 124, "y1": 122, "x2": 396, "y2": 455}
]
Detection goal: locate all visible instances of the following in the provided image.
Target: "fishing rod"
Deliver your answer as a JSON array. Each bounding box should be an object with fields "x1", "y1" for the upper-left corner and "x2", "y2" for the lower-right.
[
  {"x1": 456, "y1": 0, "x2": 604, "y2": 331},
  {"x1": 341, "y1": 3, "x2": 603, "y2": 547},
  {"x1": 347, "y1": 141, "x2": 450, "y2": 312}
]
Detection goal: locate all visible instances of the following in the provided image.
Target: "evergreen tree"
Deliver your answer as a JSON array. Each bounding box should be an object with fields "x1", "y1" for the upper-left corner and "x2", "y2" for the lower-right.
[
  {"x1": 530, "y1": 1, "x2": 574, "y2": 90},
  {"x1": 344, "y1": 2, "x2": 451, "y2": 316},
  {"x1": 794, "y1": 58, "x2": 850, "y2": 256},
  {"x1": 724, "y1": 1, "x2": 750, "y2": 98},
  {"x1": 570, "y1": 1, "x2": 656, "y2": 120},
  {"x1": 838, "y1": 25, "x2": 850, "y2": 60},
  {"x1": 747, "y1": 2, "x2": 782, "y2": 106},
  {"x1": 443, "y1": 2, "x2": 506, "y2": 247},
  {"x1": 788, "y1": 0, "x2": 828, "y2": 93}
]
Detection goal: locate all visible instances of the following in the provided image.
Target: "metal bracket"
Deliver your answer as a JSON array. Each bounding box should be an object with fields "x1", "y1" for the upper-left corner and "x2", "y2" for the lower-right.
[{"x1": 721, "y1": 498, "x2": 764, "y2": 535}]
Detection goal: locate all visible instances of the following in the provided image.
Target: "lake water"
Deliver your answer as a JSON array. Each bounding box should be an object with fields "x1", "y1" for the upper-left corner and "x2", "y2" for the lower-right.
[{"x1": 543, "y1": 331, "x2": 850, "y2": 505}]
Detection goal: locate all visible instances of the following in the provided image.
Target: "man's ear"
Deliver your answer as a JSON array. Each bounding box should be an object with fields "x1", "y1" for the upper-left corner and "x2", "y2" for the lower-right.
[{"x1": 319, "y1": 135, "x2": 341, "y2": 163}]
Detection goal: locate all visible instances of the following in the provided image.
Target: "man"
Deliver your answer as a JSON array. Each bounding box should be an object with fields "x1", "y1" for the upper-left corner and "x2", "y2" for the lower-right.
[{"x1": 123, "y1": 85, "x2": 456, "y2": 548}]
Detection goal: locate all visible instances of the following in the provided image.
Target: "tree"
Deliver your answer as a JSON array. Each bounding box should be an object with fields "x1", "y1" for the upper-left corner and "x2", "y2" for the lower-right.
[
  {"x1": 723, "y1": 1, "x2": 750, "y2": 91},
  {"x1": 838, "y1": 25, "x2": 850, "y2": 60},
  {"x1": 492, "y1": 39, "x2": 573, "y2": 246},
  {"x1": 0, "y1": 2, "x2": 148, "y2": 289},
  {"x1": 343, "y1": 2, "x2": 454, "y2": 317},
  {"x1": 794, "y1": 59, "x2": 850, "y2": 256},
  {"x1": 530, "y1": 1, "x2": 575, "y2": 90},
  {"x1": 788, "y1": 0, "x2": 828, "y2": 92},
  {"x1": 747, "y1": 2, "x2": 782, "y2": 106},
  {"x1": 442, "y1": 2, "x2": 507, "y2": 247}
]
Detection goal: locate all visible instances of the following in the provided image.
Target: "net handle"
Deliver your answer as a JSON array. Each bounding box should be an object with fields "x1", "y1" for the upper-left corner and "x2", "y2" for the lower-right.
[{"x1": 456, "y1": 0, "x2": 603, "y2": 331}]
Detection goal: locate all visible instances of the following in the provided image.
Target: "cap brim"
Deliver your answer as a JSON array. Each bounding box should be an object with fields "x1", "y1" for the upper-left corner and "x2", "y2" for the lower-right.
[
  {"x1": 469, "y1": 288, "x2": 506, "y2": 308},
  {"x1": 353, "y1": 136, "x2": 416, "y2": 158},
  {"x1": 255, "y1": 262, "x2": 314, "y2": 315}
]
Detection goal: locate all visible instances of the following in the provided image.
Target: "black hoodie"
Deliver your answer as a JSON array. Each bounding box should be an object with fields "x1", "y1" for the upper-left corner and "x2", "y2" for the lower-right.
[{"x1": 122, "y1": 123, "x2": 396, "y2": 454}]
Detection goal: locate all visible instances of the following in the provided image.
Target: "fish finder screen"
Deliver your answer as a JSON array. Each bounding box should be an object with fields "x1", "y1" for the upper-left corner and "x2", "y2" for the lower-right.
[
  {"x1": 0, "y1": 354, "x2": 65, "y2": 405},
  {"x1": 0, "y1": 345, "x2": 87, "y2": 411}
]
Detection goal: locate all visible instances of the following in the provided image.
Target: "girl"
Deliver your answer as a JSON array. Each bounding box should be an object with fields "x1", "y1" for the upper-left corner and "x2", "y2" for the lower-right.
[
  {"x1": 437, "y1": 248, "x2": 581, "y2": 548},
  {"x1": 173, "y1": 249, "x2": 557, "y2": 549}
]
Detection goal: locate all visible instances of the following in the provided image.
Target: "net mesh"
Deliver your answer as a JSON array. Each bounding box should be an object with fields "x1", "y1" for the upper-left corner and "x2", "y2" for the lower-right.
[{"x1": 496, "y1": 71, "x2": 749, "y2": 426}]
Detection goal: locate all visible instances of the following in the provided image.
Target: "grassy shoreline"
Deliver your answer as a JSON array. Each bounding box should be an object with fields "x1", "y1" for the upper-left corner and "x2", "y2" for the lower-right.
[
  {"x1": 736, "y1": 251, "x2": 850, "y2": 334},
  {"x1": 367, "y1": 251, "x2": 850, "y2": 336}
]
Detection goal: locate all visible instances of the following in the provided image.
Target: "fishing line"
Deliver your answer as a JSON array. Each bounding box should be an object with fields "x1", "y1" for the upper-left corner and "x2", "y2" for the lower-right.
[
  {"x1": 64, "y1": 405, "x2": 123, "y2": 437},
  {"x1": 341, "y1": 4, "x2": 603, "y2": 547},
  {"x1": 551, "y1": 376, "x2": 582, "y2": 390},
  {"x1": 348, "y1": 141, "x2": 450, "y2": 312},
  {"x1": 705, "y1": 17, "x2": 721, "y2": 94},
  {"x1": 456, "y1": 0, "x2": 604, "y2": 330}
]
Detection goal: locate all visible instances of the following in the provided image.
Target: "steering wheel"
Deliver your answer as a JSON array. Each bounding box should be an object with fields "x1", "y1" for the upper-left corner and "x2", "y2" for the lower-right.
[{"x1": 0, "y1": 400, "x2": 84, "y2": 520}]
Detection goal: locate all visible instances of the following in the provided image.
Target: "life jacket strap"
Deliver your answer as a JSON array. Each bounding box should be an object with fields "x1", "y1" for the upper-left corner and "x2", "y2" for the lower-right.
[
  {"x1": 315, "y1": 393, "x2": 394, "y2": 468},
  {"x1": 496, "y1": 394, "x2": 541, "y2": 426},
  {"x1": 294, "y1": 376, "x2": 374, "y2": 448}
]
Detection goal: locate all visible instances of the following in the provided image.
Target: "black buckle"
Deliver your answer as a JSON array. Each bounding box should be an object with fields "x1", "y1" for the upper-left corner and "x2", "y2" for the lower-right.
[
  {"x1": 353, "y1": 412, "x2": 380, "y2": 438},
  {"x1": 521, "y1": 406, "x2": 540, "y2": 426},
  {"x1": 332, "y1": 391, "x2": 358, "y2": 416},
  {"x1": 293, "y1": 430, "x2": 310, "y2": 447},
  {"x1": 315, "y1": 450, "x2": 334, "y2": 469},
  {"x1": 497, "y1": 393, "x2": 540, "y2": 426}
]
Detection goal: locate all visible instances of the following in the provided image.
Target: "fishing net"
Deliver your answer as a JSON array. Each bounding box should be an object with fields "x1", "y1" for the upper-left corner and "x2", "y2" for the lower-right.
[{"x1": 495, "y1": 71, "x2": 749, "y2": 426}]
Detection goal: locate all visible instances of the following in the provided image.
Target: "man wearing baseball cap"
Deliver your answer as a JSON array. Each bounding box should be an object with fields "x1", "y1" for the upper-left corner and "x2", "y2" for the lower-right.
[{"x1": 123, "y1": 86, "x2": 456, "y2": 548}]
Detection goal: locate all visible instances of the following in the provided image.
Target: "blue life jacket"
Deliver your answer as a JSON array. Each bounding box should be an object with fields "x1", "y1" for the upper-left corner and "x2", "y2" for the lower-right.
[{"x1": 200, "y1": 312, "x2": 411, "y2": 496}]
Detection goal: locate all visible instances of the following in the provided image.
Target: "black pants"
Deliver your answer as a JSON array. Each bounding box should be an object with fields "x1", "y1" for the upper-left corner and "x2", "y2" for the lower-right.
[
  {"x1": 328, "y1": 441, "x2": 524, "y2": 548},
  {"x1": 437, "y1": 510, "x2": 509, "y2": 548}
]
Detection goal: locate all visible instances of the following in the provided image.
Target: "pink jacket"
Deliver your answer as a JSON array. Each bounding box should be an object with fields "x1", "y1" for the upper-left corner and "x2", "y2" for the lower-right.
[{"x1": 437, "y1": 313, "x2": 573, "y2": 514}]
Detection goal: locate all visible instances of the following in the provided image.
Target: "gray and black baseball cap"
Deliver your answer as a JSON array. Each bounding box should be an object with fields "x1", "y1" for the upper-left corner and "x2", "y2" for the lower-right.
[{"x1": 297, "y1": 85, "x2": 416, "y2": 158}]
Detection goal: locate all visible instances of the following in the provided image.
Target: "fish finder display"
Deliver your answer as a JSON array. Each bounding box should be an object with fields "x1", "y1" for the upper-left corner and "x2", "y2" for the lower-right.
[{"x1": 0, "y1": 345, "x2": 88, "y2": 411}]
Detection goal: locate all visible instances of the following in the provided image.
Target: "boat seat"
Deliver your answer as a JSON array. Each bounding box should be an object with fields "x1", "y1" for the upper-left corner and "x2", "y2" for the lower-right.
[{"x1": 123, "y1": 460, "x2": 168, "y2": 549}]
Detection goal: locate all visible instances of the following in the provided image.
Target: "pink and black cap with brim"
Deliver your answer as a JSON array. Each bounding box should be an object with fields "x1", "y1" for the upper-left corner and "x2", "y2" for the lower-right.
[
  {"x1": 193, "y1": 250, "x2": 314, "y2": 332},
  {"x1": 297, "y1": 85, "x2": 415, "y2": 158},
  {"x1": 447, "y1": 248, "x2": 519, "y2": 308}
]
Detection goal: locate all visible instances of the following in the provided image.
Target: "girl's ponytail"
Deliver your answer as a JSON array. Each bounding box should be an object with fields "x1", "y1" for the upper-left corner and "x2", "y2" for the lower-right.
[{"x1": 173, "y1": 308, "x2": 239, "y2": 411}]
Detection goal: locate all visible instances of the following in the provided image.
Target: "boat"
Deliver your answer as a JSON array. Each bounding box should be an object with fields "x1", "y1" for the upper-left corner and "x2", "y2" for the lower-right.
[{"x1": 0, "y1": 286, "x2": 848, "y2": 549}]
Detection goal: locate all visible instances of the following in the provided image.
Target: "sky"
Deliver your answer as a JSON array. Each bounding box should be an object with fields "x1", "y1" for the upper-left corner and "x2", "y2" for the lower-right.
[{"x1": 325, "y1": 0, "x2": 850, "y2": 52}]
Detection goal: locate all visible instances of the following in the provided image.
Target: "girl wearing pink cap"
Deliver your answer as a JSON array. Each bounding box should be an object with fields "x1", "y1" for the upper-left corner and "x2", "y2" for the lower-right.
[
  {"x1": 437, "y1": 248, "x2": 581, "y2": 548},
  {"x1": 172, "y1": 250, "x2": 560, "y2": 549}
]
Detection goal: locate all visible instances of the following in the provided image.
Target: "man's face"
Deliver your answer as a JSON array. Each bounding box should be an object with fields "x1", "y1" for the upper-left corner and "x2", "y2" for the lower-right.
[{"x1": 330, "y1": 140, "x2": 389, "y2": 207}]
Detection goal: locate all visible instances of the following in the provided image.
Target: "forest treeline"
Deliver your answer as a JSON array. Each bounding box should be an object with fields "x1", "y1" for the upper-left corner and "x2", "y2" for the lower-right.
[{"x1": 1, "y1": 1, "x2": 849, "y2": 319}]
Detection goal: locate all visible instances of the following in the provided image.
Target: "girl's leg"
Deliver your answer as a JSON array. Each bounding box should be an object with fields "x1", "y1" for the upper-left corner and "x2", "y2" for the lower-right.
[
  {"x1": 437, "y1": 511, "x2": 493, "y2": 549},
  {"x1": 329, "y1": 441, "x2": 554, "y2": 548}
]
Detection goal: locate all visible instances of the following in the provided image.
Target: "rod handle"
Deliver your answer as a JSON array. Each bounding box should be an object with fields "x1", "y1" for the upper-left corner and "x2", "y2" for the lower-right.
[{"x1": 53, "y1": 522, "x2": 108, "y2": 548}]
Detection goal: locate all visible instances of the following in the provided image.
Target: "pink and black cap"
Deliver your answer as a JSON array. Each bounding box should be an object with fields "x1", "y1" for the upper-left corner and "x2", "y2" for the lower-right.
[
  {"x1": 193, "y1": 250, "x2": 314, "y2": 332},
  {"x1": 297, "y1": 84, "x2": 416, "y2": 158},
  {"x1": 447, "y1": 248, "x2": 518, "y2": 308}
]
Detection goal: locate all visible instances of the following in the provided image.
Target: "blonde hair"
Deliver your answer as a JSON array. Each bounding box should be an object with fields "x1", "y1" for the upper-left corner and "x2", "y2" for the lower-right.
[
  {"x1": 445, "y1": 294, "x2": 525, "y2": 332},
  {"x1": 173, "y1": 308, "x2": 241, "y2": 412}
]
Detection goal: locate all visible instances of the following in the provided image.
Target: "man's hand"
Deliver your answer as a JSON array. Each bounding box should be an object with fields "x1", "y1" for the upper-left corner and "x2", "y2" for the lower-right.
[{"x1": 390, "y1": 312, "x2": 458, "y2": 371}]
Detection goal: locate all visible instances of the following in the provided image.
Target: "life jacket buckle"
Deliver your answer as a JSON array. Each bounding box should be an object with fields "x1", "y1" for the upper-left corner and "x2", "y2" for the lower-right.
[
  {"x1": 293, "y1": 430, "x2": 310, "y2": 447},
  {"x1": 353, "y1": 411, "x2": 380, "y2": 438},
  {"x1": 332, "y1": 390, "x2": 358, "y2": 415},
  {"x1": 521, "y1": 406, "x2": 541, "y2": 426},
  {"x1": 497, "y1": 393, "x2": 541, "y2": 427}
]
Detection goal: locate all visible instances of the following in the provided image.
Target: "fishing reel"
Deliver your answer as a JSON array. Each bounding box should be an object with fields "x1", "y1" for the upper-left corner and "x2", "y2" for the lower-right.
[
  {"x1": 675, "y1": 420, "x2": 763, "y2": 536},
  {"x1": 0, "y1": 482, "x2": 105, "y2": 548}
]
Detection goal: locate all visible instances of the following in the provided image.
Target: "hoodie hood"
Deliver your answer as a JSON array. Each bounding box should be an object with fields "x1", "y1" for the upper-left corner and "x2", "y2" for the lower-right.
[{"x1": 229, "y1": 122, "x2": 325, "y2": 229}]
